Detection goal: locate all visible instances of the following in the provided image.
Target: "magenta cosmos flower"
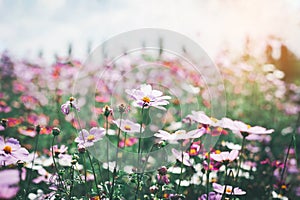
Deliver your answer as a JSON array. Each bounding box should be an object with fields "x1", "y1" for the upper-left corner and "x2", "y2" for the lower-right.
[
  {"x1": 75, "y1": 127, "x2": 105, "y2": 147},
  {"x1": 0, "y1": 169, "x2": 20, "y2": 199},
  {"x1": 213, "y1": 183, "x2": 246, "y2": 195},
  {"x1": 61, "y1": 96, "x2": 80, "y2": 115},
  {"x1": 126, "y1": 84, "x2": 171, "y2": 110},
  {"x1": 0, "y1": 136, "x2": 29, "y2": 165},
  {"x1": 210, "y1": 149, "x2": 239, "y2": 163},
  {"x1": 155, "y1": 129, "x2": 205, "y2": 141},
  {"x1": 113, "y1": 119, "x2": 143, "y2": 133}
]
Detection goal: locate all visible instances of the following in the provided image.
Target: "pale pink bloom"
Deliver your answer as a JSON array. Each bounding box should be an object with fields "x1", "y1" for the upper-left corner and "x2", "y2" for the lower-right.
[
  {"x1": 126, "y1": 84, "x2": 171, "y2": 110},
  {"x1": 0, "y1": 136, "x2": 29, "y2": 165},
  {"x1": 213, "y1": 183, "x2": 246, "y2": 195},
  {"x1": 32, "y1": 168, "x2": 53, "y2": 184},
  {"x1": 210, "y1": 149, "x2": 239, "y2": 163},
  {"x1": 113, "y1": 119, "x2": 143, "y2": 133},
  {"x1": 185, "y1": 111, "x2": 218, "y2": 126},
  {"x1": 172, "y1": 149, "x2": 192, "y2": 166},
  {"x1": 155, "y1": 129, "x2": 205, "y2": 141},
  {"x1": 74, "y1": 127, "x2": 105, "y2": 147}
]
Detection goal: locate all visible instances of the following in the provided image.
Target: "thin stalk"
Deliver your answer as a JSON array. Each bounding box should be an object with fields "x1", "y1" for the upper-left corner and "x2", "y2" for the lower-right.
[
  {"x1": 86, "y1": 151, "x2": 101, "y2": 198},
  {"x1": 280, "y1": 136, "x2": 293, "y2": 183},
  {"x1": 69, "y1": 165, "x2": 75, "y2": 199},
  {"x1": 110, "y1": 113, "x2": 123, "y2": 199},
  {"x1": 221, "y1": 165, "x2": 228, "y2": 200},
  {"x1": 176, "y1": 151, "x2": 184, "y2": 194},
  {"x1": 135, "y1": 106, "x2": 145, "y2": 200},
  {"x1": 105, "y1": 116, "x2": 110, "y2": 181},
  {"x1": 235, "y1": 136, "x2": 246, "y2": 181},
  {"x1": 51, "y1": 136, "x2": 65, "y2": 191},
  {"x1": 24, "y1": 127, "x2": 40, "y2": 199},
  {"x1": 206, "y1": 151, "x2": 211, "y2": 200}
]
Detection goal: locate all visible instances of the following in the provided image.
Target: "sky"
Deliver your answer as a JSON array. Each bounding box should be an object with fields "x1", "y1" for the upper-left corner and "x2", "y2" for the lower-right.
[{"x1": 0, "y1": 0, "x2": 300, "y2": 63}]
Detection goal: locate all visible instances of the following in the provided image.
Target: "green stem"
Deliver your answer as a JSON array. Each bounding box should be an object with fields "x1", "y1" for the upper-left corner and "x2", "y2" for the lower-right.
[
  {"x1": 24, "y1": 127, "x2": 40, "y2": 199},
  {"x1": 177, "y1": 151, "x2": 184, "y2": 194},
  {"x1": 69, "y1": 165, "x2": 75, "y2": 199},
  {"x1": 110, "y1": 113, "x2": 123, "y2": 199},
  {"x1": 235, "y1": 136, "x2": 246, "y2": 181},
  {"x1": 135, "y1": 106, "x2": 145, "y2": 200},
  {"x1": 206, "y1": 151, "x2": 211, "y2": 200},
  {"x1": 86, "y1": 151, "x2": 101, "y2": 198},
  {"x1": 105, "y1": 116, "x2": 110, "y2": 181},
  {"x1": 51, "y1": 136, "x2": 65, "y2": 191}
]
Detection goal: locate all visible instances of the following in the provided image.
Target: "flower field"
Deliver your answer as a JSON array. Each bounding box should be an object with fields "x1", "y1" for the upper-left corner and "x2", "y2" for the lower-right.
[{"x1": 0, "y1": 38, "x2": 300, "y2": 200}]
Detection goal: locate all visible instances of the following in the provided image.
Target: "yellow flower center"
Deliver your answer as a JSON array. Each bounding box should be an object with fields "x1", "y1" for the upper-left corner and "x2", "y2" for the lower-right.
[
  {"x1": 215, "y1": 150, "x2": 221, "y2": 154},
  {"x1": 226, "y1": 187, "x2": 232, "y2": 193},
  {"x1": 247, "y1": 124, "x2": 251, "y2": 129},
  {"x1": 281, "y1": 185, "x2": 287, "y2": 189},
  {"x1": 87, "y1": 135, "x2": 95, "y2": 141},
  {"x1": 175, "y1": 130, "x2": 185, "y2": 135},
  {"x1": 142, "y1": 96, "x2": 151, "y2": 103},
  {"x1": 3, "y1": 145, "x2": 12, "y2": 154},
  {"x1": 69, "y1": 96, "x2": 75, "y2": 102},
  {"x1": 210, "y1": 117, "x2": 218, "y2": 123},
  {"x1": 190, "y1": 149, "x2": 197, "y2": 155},
  {"x1": 124, "y1": 125, "x2": 131, "y2": 131}
]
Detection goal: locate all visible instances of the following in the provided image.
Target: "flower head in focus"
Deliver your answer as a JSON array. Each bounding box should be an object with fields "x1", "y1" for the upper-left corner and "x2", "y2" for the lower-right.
[
  {"x1": 155, "y1": 129, "x2": 205, "y2": 141},
  {"x1": 0, "y1": 136, "x2": 29, "y2": 165},
  {"x1": 113, "y1": 119, "x2": 143, "y2": 133},
  {"x1": 74, "y1": 127, "x2": 105, "y2": 147},
  {"x1": 210, "y1": 149, "x2": 239, "y2": 163},
  {"x1": 126, "y1": 84, "x2": 171, "y2": 110}
]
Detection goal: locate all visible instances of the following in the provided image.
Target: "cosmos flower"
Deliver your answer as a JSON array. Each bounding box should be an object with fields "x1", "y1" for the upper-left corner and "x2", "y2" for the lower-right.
[
  {"x1": 32, "y1": 168, "x2": 54, "y2": 184},
  {"x1": 74, "y1": 127, "x2": 105, "y2": 147},
  {"x1": 155, "y1": 129, "x2": 205, "y2": 141},
  {"x1": 213, "y1": 183, "x2": 246, "y2": 195},
  {"x1": 126, "y1": 84, "x2": 171, "y2": 110},
  {"x1": 0, "y1": 169, "x2": 20, "y2": 199},
  {"x1": 172, "y1": 149, "x2": 192, "y2": 167},
  {"x1": 61, "y1": 97, "x2": 80, "y2": 115},
  {"x1": 0, "y1": 136, "x2": 29, "y2": 165},
  {"x1": 210, "y1": 149, "x2": 239, "y2": 163},
  {"x1": 118, "y1": 137, "x2": 138, "y2": 148},
  {"x1": 113, "y1": 119, "x2": 143, "y2": 133},
  {"x1": 185, "y1": 111, "x2": 218, "y2": 126},
  {"x1": 229, "y1": 120, "x2": 274, "y2": 137}
]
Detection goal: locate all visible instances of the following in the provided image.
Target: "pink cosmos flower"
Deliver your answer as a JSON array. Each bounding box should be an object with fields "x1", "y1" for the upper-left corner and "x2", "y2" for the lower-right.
[
  {"x1": 0, "y1": 169, "x2": 20, "y2": 199},
  {"x1": 185, "y1": 111, "x2": 217, "y2": 126},
  {"x1": 232, "y1": 120, "x2": 274, "y2": 136},
  {"x1": 61, "y1": 97, "x2": 80, "y2": 115},
  {"x1": 32, "y1": 168, "x2": 54, "y2": 184},
  {"x1": 210, "y1": 149, "x2": 239, "y2": 163},
  {"x1": 126, "y1": 84, "x2": 171, "y2": 110},
  {"x1": 74, "y1": 127, "x2": 105, "y2": 147},
  {"x1": 51, "y1": 145, "x2": 68, "y2": 157},
  {"x1": 213, "y1": 182, "x2": 246, "y2": 195},
  {"x1": 0, "y1": 136, "x2": 29, "y2": 165},
  {"x1": 155, "y1": 129, "x2": 205, "y2": 141},
  {"x1": 172, "y1": 149, "x2": 192, "y2": 166},
  {"x1": 113, "y1": 119, "x2": 143, "y2": 133}
]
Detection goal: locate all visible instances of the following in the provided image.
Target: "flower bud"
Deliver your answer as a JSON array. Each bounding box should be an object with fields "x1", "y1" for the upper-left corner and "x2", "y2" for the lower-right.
[{"x1": 52, "y1": 127, "x2": 61, "y2": 136}]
